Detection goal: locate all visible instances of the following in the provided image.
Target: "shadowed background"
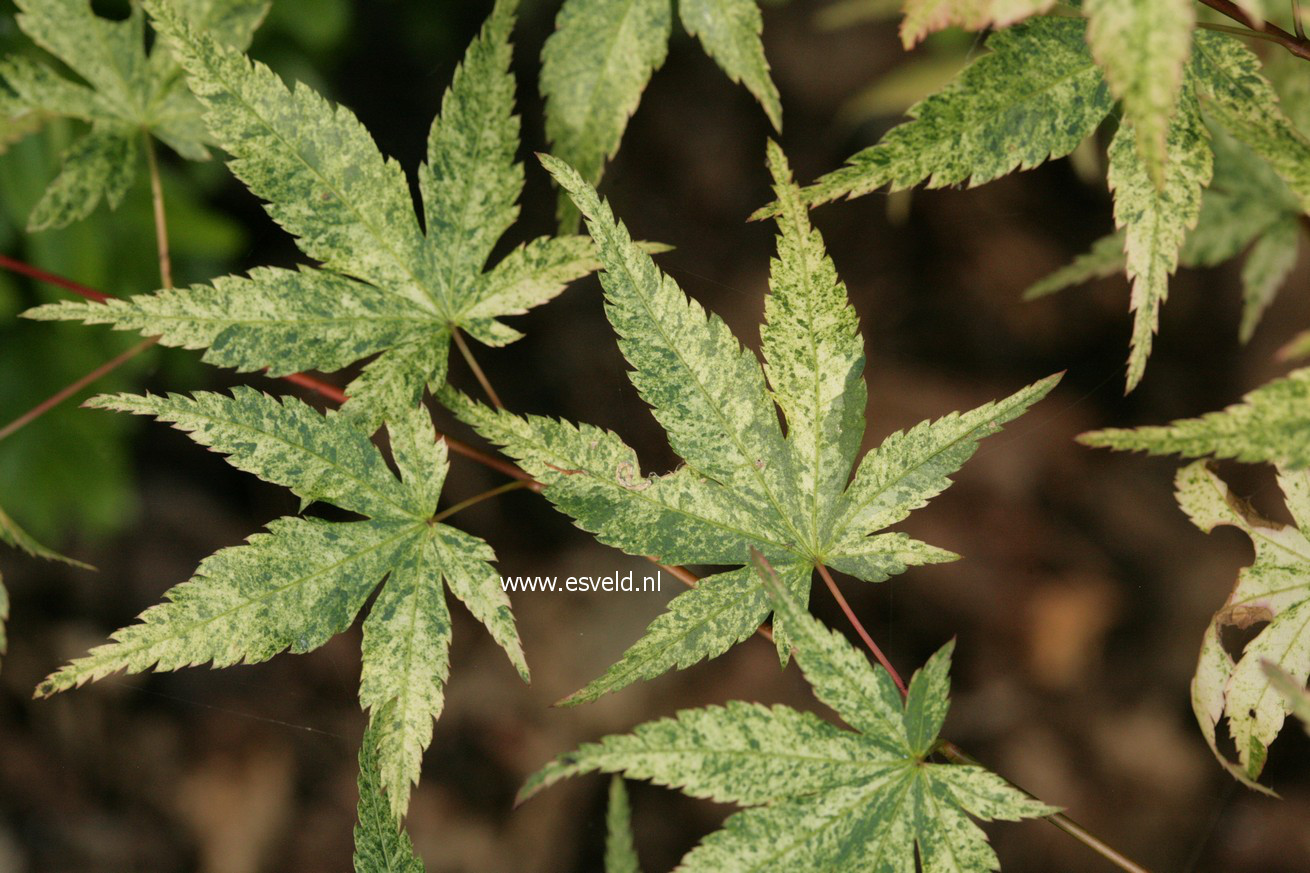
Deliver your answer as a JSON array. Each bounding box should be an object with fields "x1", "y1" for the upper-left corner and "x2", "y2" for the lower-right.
[{"x1": 1, "y1": 1, "x2": 1308, "y2": 870}]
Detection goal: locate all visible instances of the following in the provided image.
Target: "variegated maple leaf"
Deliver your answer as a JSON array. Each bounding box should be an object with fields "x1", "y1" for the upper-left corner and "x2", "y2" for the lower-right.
[
  {"x1": 1080, "y1": 366, "x2": 1310, "y2": 469},
  {"x1": 783, "y1": 12, "x2": 1310, "y2": 391},
  {"x1": 0, "y1": 0, "x2": 269, "y2": 230},
  {"x1": 36, "y1": 390, "x2": 528, "y2": 821},
  {"x1": 1174, "y1": 461, "x2": 1310, "y2": 791},
  {"x1": 27, "y1": 0, "x2": 603, "y2": 427},
  {"x1": 443, "y1": 141, "x2": 1058, "y2": 704},
  {"x1": 517, "y1": 556, "x2": 1054, "y2": 871}
]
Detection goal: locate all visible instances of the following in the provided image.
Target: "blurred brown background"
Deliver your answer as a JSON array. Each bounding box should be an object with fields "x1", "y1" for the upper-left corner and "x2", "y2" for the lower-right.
[{"x1": 2, "y1": 1, "x2": 1309, "y2": 871}]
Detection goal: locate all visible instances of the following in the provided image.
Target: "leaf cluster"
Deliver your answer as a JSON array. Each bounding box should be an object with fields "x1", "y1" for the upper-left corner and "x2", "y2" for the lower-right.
[
  {"x1": 0, "y1": 0, "x2": 269, "y2": 231},
  {"x1": 775, "y1": 6, "x2": 1310, "y2": 391},
  {"x1": 27, "y1": 0, "x2": 603, "y2": 427},
  {"x1": 17, "y1": 0, "x2": 1304, "y2": 866},
  {"x1": 519, "y1": 557, "x2": 1053, "y2": 872},
  {"x1": 445, "y1": 142, "x2": 1057, "y2": 704}
]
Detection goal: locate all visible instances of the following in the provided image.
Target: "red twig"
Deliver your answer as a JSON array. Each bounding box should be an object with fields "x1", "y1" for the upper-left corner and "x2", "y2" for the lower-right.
[
  {"x1": 816, "y1": 563, "x2": 907, "y2": 696},
  {"x1": 1199, "y1": 0, "x2": 1310, "y2": 60},
  {"x1": 0, "y1": 256, "x2": 544, "y2": 488},
  {"x1": 278, "y1": 371, "x2": 347, "y2": 404},
  {"x1": 0, "y1": 254, "x2": 109, "y2": 302}
]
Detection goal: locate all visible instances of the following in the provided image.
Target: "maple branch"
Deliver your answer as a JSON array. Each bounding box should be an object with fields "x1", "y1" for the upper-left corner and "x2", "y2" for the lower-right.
[
  {"x1": 938, "y1": 741, "x2": 1152, "y2": 873},
  {"x1": 451, "y1": 326, "x2": 504, "y2": 409},
  {"x1": 142, "y1": 133, "x2": 173, "y2": 291},
  {"x1": 0, "y1": 254, "x2": 109, "y2": 302},
  {"x1": 816, "y1": 562, "x2": 908, "y2": 696},
  {"x1": 430, "y1": 479, "x2": 534, "y2": 524},
  {"x1": 0, "y1": 259, "x2": 768, "y2": 641},
  {"x1": 1198, "y1": 0, "x2": 1310, "y2": 60},
  {"x1": 0, "y1": 337, "x2": 158, "y2": 443},
  {"x1": 0, "y1": 256, "x2": 540, "y2": 487},
  {"x1": 0, "y1": 131, "x2": 178, "y2": 445},
  {"x1": 278, "y1": 371, "x2": 348, "y2": 404}
]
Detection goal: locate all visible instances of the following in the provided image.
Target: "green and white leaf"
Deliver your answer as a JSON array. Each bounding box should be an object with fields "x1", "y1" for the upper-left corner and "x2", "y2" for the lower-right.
[
  {"x1": 35, "y1": 0, "x2": 599, "y2": 426},
  {"x1": 26, "y1": 123, "x2": 138, "y2": 232},
  {"x1": 540, "y1": 0, "x2": 672, "y2": 230},
  {"x1": 680, "y1": 0, "x2": 781, "y2": 130},
  {"x1": 354, "y1": 721, "x2": 425, "y2": 873},
  {"x1": 540, "y1": 0, "x2": 782, "y2": 230},
  {"x1": 1084, "y1": 0, "x2": 1193, "y2": 187},
  {"x1": 445, "y1": 142, "x2": 1057, "y2": 704},
  {"x1": 1239, "y1": 217, "x2": 1300, "y2": 342},
  {"x1": 1175, "y1": 461, "x2": 1310, "y2": 789},
  {"x1": 1191, "y1": 31, "x2": 1310, "y2": 212},
  {"x1": 2, "y1": 0, "x2": 271, "y2": 229},
  {"x1": 772, "y1": 18, "x2": 1113, "y2": 211},
  {"x1": 1182, "y1": 128, "x2": 1298, "y2": 267},
  {"x1": 1080, "y1": 366, "x2": 1310, "y2": 469},
  {"x1": 1105, "y1": 88, "x2": 1212, "y2": 393},
  {"x1": 1027, "y1": 125, "x2": 1303, "y2": 344},
  {"x1": 36, "y1": 391, "x2": 527, "y2": 820},
  {"x1": 518, "y1": 559, "x2": 1053, "y2": 871},
  {"x1": 899, "y1": 0, "x2": 1056, "y2": 48},
  {"x1": 171, "y1": 0, "x2": 269, "y2": 50},
  {"x1": 606, "y1": 777, "x2": 643, "y2": 873}
]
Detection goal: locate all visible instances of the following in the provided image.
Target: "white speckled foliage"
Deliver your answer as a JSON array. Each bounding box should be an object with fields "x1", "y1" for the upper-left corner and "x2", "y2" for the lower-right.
[
  {"x1": 0, "y1": 0, "x2": 268, "y2": 231},
  {"x1": 35, "y1": 390, "x2": 528, "y2": 822},
  {"x1": 796, "y1": 5, "x2": 1310, "y2": 392},
  {"x1": 1174, "y1": 461, "x2": 1310, "y2": 791},
  {"x1": 445, "y1": 142, "x2": 1059, "y2": 705},
  {"x1": 1081, "y1": 366, "x2": 1310, "y2": 469},
  {"x1": 28, "y1": 0, "x2": 603, "y2": 428},
  {"x1": 540, "y1": 0, "x2": 781, "y2": 230},
  {"x1": 354, "y1": 722, "x2": 425, "y2": 873},
  {"x1": 519, "y1": 556, "x2": 1054, "y2": 872}
]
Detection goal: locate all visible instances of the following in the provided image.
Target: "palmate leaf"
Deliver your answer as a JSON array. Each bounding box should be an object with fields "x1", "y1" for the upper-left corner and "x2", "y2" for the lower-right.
[
  {"x1": 28, "y1": 0, "x2": 601, "y2": 427},
  {"x1": 1190, "y1": 30, "x2": 1310, "y2": 212},
  {"x1": 1174, "y1": 461, "x2": 1310, "y2": 790},
  {"x1": 0, "y1": 0, "x2": 269, "y2": 230},
  {"x1": 444, "y1": 142, "x2": 1059, "y2": 704},
  {"x1": 1079, "y1": 366, "x2": 1310, "y2": 469},
  {"x1": 764, "y1": 17, "x2": 1113, "y2": 213},
  {"x1": 35, "y1": 390, "x2": 529, "y2": 820},
  {"x1": 0, "y1": 504, "x2": 91, "y2": 672},
  {"x1": 518, "y1": 559, "x2": 1054, "y2": 872},
  {"x1": 540, "y1": 0, "x2": 781, "y2": 231}
]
